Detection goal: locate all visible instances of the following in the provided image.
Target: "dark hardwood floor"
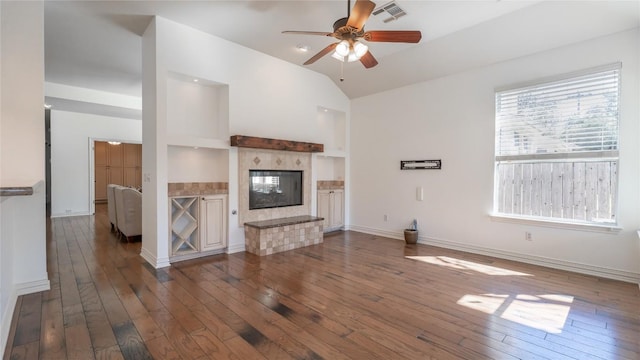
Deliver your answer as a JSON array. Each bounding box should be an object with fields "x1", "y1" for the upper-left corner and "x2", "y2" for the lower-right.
[{"x1": 4, "y1": 205, "x2": 640, "y2": 359}]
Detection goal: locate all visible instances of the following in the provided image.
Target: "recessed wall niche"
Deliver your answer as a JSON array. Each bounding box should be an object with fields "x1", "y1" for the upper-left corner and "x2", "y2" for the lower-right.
[
  {"x1": 166, "y1": 72, "x2": 229, "y2": 143},
  {"x1": 317, "y1": 106, "x2": 346, "y2": 155},
  {"x1": 167, "y1": 146, "x2": 229, "y2": 183},
  {"x1": 316, "y1": 156, "x2": 345, "y2": 181}
]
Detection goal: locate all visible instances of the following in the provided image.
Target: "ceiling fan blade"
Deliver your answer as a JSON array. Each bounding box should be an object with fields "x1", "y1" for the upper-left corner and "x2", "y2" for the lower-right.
[
  {"x1": 303, "y1": 43, "x2": 338, "y2": 65},
  {"x1": 364, "y1": 30, "x2": 422, "y2": 43},
  {"x1": 282, "y1": 31, "x2": 332, "y2": 36},
  {"x1": 346, "y1": 0, "x2": 375, "y2": 31},
  {"x1": 359, "y1": 51, "x2": 378, "y2": 69}
]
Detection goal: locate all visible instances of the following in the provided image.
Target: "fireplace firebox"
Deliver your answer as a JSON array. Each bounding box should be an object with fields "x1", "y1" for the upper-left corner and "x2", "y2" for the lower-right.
[{"x1": 249, "y1": 170, "x2": 303, "y2": 210}]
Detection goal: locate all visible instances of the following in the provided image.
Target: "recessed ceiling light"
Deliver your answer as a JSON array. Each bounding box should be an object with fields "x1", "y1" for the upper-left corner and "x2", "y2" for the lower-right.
[
  {"x1": 193, "y1": 79, "x2": 199, "y2": 82},
  {"x1": 324, "y1": 108, "x2": 329, "y2": 112},
  {"x1": 296, "y1": 44, "x2": 310, "y2": 52}
]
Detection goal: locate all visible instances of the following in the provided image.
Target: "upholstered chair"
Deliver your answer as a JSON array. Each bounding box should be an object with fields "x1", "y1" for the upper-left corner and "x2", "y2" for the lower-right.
[
  {"x1": 115, "y1": 187, "x2": 142, "y2": 242},
  {"x1": 106, "y1": 184, "x2": 119, "y2": 232}
]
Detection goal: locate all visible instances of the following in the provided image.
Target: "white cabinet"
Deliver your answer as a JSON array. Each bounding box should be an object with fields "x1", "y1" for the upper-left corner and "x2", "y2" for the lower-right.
[
  {"x1": 200, "y1": 195, "x2": 228, "y2": 252},
  {"x1": 170, "y1": 194, "x2": 228, "y2": 261},
  {"x1": 317, "y1": 189, "x2": 344, "y2": 232}
]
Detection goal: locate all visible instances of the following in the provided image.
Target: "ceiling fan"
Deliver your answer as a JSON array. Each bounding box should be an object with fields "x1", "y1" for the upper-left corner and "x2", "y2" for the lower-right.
[{"x1": 282, "y1": 0, "x2": 422, "y2": 69}]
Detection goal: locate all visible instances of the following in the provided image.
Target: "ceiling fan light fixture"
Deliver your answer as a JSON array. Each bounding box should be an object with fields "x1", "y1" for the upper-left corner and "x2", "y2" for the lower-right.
[
  {"x1": 353, "y1": 41, "x2": 369, "y2": 58},
  {"x1": 347, "y1": 53, "x2": 360, "y2": 62},
  {"x1": 335, "y1": 40, "x2": 350, "y2": 57},
  {"x1": 331, "y1": 51, "x2": 346, "y2": 62}
]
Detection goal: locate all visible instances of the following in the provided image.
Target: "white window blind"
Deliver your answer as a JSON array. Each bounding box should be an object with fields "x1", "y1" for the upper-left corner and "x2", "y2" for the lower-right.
[
  {"x1": 496, "y1": 68, "x2": 619, "y2": 159},
  {"x1": 494, "y1": 66, "x2": 620, "y2": 224}
]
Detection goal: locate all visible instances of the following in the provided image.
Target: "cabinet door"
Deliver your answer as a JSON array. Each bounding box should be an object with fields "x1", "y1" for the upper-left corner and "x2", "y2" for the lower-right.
[
  {"x1": 95, "y1": 141, "x2": 108, "y2": 166},
  {"x1": 123, "y1": 143, "x2": 138, "y2": 167},
  {"x1": 331, "y1": 190, "x2": 344, "y2": 228},
  {"x1": 95, "y1": 142, "x2": 109, "y2": 201},
  {"x1": 123, "y1": 168, "x2": 137, "y2": 188},
  {"x1": 200, "y1": 195, "x2": 227, "y2": 251},
  {"x1": 122, "y1": 143, "x2": 142, "y2": 188},
  {"x1": 108, "y1": 167, "x2": 124, "y2": 187},
  {"x1": 109, "y1": 143, "x2": 123, "y2": 167},
  {"x1": 95, "y1": 166, "x2": 108, "y2": 201},
  {"x1": 317, "y1": 190, "x2": 331, "y2": 229}
]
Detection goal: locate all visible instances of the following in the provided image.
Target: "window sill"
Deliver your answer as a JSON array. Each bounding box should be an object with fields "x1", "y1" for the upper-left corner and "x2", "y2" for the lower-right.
[{"x1": 489, "y1": 213, "x2": 622, "y2": 234}]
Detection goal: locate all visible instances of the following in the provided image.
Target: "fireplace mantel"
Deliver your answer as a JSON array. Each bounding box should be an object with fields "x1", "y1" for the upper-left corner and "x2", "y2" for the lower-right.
[{"x1": 230, "y1": 135, "x2": 323, "y2": 153}]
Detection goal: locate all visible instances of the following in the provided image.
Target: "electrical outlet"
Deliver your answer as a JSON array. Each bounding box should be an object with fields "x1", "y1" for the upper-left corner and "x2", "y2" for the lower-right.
[
  {"x1": 384, "y1": 214, "x2": 388, "y2": 222},
  {"x1": 525, "y1": 232, "x2": 532, "y2": 241}
]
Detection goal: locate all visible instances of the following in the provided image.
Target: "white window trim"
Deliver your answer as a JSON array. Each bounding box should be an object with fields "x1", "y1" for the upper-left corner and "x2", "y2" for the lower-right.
[
  {"x1": 495, "y1": 62, "x2": 621, "y2": 93},
  {"x1": 493, "y1": 64, "x2": 621, "y2": 228},
  {"x1": 489, "y1": 213, "x2": 622, "y2": 234}
]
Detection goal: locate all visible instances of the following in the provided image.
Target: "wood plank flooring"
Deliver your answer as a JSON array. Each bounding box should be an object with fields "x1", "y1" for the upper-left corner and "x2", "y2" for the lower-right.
[{"x1": 4, "y1": 205, "x2": 640, "y2": 359}]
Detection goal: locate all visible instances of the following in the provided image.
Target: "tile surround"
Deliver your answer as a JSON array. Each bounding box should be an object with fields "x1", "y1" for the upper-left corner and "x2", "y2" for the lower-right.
[
  {"x1": 239, "y1": 148, "x2": 311, "y2": 225},
  {"x1": 244, "y1": 218, "x2": 323, "y2": 256},
  {"x1": 168, "y1": 182, "x2": 228, "y2": 196},
  {"x1": 317, "y1": 180, "x2": 344, "y2": 190}
]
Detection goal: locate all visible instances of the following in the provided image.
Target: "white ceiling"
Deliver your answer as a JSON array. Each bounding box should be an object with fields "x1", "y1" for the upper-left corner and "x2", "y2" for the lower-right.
[{"x1": 44, "y1": 0, "x2": 640, "y2": 105}]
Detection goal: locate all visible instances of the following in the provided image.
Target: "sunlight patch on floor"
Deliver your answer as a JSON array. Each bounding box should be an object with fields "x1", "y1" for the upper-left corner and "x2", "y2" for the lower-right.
[
  {"x1": 457, "y1": 294, "x2": 508, "y2": 314},
  {"x1": 457, "y1": 293, "x2": 573, "y2": 333},
  {"x1": 405, "y1": 256, "x2": 532, "y2": 276}
]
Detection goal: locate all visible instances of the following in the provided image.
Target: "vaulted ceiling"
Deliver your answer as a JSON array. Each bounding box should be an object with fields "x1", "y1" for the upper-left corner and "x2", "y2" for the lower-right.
[{"x1": 44, "y1": 1, "x2": 640, "y2": 102}]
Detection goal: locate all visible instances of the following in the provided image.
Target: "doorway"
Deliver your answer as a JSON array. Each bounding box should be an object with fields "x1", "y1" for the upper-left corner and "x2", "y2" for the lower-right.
[{"x1": 92, "y1": 140, "x2": 141, "y2": 209}]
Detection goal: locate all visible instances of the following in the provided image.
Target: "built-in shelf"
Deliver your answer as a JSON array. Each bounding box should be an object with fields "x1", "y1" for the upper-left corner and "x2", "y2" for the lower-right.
[
  {"x1": 319, "y1": 150, "x2": 346, "y2": 158},
  {"x1": 170, "y1": 196, "x2": 199, "y2": 256}
]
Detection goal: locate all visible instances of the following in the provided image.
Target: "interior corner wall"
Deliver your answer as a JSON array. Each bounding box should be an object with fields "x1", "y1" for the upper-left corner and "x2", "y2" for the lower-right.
[
  {"x1": 350, "y1": 28, "x2": 640, "y2": 282},
  {"x1": 142, "y1": 16, "x2": 350, "y2": 264},
  {"x1": 49, "y1": 110, "x2": 142, "y2": 217},
  {"x1": 0, "y1": 1, "x2": 48, "y2": 355}
]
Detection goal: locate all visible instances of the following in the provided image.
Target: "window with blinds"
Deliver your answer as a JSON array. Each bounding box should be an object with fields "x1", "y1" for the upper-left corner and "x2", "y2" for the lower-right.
[{"x1": 494, "y1": 65, "x2": 620, "y2": 224}]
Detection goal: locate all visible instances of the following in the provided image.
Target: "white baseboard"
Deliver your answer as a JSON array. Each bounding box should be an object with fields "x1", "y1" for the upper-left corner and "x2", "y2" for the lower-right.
[
  {"x1": 0, "y1": 278, "x2": 50, "y2": 356},
  {"x1": 348, "y1": 225, "x2": 403, "y2": 241},
  {"x1": 169, "y1": 248, "x2": 226, "y2": 263},
  {"x1": 140, "y1": 247, "x2": 171, "y2": 269},
  {"x1": 0, "y1": 289, "x2": 17, "y2": 358},
  {"x1": 227, "y1": 242, "x2": 246, "y2": 254},
  {"x1": 50, "y1": 211, "x2": 91, "y2": 218},
  {"x1": 348, "y1": 226, "x2": 640, "y2": 285},
  {"x1": 15, "y1": 278, "x2": 50, "y2": 296}
]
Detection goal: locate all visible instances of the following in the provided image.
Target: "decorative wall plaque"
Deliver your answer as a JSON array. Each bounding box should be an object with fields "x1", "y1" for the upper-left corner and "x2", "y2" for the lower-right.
[{"x1": 400, "y1": 159, "x2": 442, "y2": 170}]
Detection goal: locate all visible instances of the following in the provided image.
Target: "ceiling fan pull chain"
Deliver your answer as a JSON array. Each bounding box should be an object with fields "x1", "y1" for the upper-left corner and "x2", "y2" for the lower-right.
[{"x1": 340, "y1": 61, "x2": 345, "y2": 82}]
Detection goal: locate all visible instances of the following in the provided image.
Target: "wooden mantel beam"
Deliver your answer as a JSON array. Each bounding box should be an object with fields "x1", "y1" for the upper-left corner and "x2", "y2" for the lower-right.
[{"x1": 230, "y1": 135, "x2": 324, "y2": 153}]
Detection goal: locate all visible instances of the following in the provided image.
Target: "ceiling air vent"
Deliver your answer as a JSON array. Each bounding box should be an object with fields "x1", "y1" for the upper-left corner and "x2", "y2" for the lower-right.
[{"x1": 372, "y1": 1, "x2": 407, "y2": 23}]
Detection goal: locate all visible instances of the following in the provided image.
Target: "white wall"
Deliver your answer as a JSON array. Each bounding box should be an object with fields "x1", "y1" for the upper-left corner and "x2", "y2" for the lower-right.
[
  {"x1": 0, "y1": 1, "x2": 48, "y2": 355},
  {"x1": 142, "y1": 17, "x2": 350, "y2": 267},
  {"x1": 351, "y1": 29, "x2": 640, "y2": 283},
  {"x1": 167, "y1": 147, "x2": 228, "y2": 183},
  {"x1": 50, "y1": 110, "x2": 142, "y2": 217}
]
